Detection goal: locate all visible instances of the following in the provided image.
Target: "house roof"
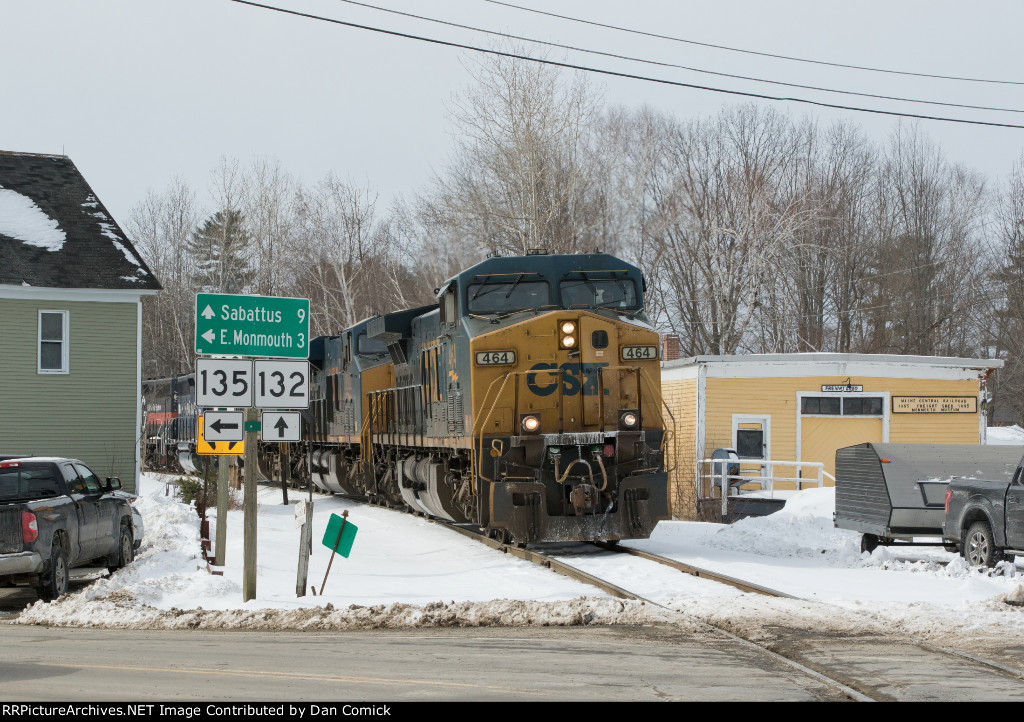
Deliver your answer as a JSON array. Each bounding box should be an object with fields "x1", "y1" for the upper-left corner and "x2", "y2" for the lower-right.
[{"x1": 0, "y1": 151, "x2": 161, "y2": 291}]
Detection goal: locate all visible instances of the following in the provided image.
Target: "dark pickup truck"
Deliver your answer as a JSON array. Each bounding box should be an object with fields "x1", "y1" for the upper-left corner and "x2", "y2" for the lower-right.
[
  {"x1": 943, "y1": 455, "x2": 1024, "y2": 567},
  {"x1": 0, "y1": 457, "x2": 136, "y2": 600}
]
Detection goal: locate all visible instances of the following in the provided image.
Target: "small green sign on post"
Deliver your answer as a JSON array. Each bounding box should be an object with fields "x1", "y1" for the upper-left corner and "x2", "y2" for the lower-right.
[
  {"x1": 318, "y1": 510, "x2": 358, "y2": 595},
  {"x1": 321, "y1": 512, "x2": 358, "y2": 558},
  {"x1": 195, "y1": 292, "x2": 310, "y2": 359}
]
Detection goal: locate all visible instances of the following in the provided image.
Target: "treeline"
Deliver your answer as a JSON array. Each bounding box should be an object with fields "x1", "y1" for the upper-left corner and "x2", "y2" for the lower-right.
[{"x1": 131, "y1": 51, "x2": 1024, "y2": 423}]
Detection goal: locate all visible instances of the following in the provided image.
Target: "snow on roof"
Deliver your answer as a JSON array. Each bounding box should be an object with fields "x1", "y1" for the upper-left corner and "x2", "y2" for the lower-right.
[
  {"x1": 0, "y1": 187, "x2": 66, "y2": 252},
  {"x1": 0, "y1": 152, "x2": 160, "y2": 291}
]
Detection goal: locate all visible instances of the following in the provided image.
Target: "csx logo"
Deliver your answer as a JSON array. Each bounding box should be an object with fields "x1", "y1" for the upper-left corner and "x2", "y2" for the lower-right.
[{"x1": 526, "y1": 362, "x2": 610, "y2": 396}]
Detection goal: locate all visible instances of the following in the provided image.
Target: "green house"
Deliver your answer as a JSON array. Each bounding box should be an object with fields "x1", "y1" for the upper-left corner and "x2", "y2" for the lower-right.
[{"x1": 0, "y1": 151, "x2": 161, "y2": 492}]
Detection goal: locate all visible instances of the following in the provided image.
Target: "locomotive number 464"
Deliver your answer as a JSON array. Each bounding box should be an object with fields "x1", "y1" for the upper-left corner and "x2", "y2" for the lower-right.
[{"x1": 621, "y1": 346, "x2": 658, "y2": 360}]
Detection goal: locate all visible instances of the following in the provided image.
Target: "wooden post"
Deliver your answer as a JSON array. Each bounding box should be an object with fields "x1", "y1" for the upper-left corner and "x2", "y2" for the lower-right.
[
  {"x1": 296, "y1": 500, "x2": 312, "y2": 597},
  {"x1": 215, "y1": 453, "x2": 229, "y2": 566},
  {"x1": 243, "y1": 407, "x2": 258, "y2": 602},
  {"x1": 280, "y1": 442, "x2": 289, "y2": 505}
]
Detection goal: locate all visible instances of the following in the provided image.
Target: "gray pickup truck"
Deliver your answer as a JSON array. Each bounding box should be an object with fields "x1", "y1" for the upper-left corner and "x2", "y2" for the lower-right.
[
  {"x1": 943, "y1": 456, "x2": 1024, "y2": 567},
  {"x1": 0, "y1": 457, "x2": 136, "y2": 600}
]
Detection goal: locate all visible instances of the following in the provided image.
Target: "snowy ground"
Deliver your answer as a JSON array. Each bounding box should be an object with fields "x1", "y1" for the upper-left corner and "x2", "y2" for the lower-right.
[{"x1": 12, "y1": 472, "x2": 1024, "y2": 655}]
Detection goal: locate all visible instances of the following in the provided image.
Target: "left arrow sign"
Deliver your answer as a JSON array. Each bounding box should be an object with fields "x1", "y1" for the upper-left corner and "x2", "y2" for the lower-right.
[{"x1": 202, "y1": 329, "x2": 216, "y2": 344}]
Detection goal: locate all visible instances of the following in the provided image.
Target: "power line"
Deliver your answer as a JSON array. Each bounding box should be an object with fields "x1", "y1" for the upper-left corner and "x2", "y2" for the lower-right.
[
  {"x1": 228, "y1": 1, "x2": 1024, "y2": 130},
  {"x1": 332, "y1": 0, "x2": 1024, "y2": 116},
  {"x1": 486, "y1": 0, "x2": 1024, "y2": 87}
]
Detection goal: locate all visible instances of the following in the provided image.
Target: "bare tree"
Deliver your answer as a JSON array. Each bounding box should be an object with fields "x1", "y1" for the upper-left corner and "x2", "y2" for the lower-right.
[
  {"x1": 417, "y1": 46, "x2": 603, "y2": 259},
  {"x1": 641, "y1": 105, "x2": 808, "y2": 354},
  {"x1": 244, "y1": 157, "x2": 297, "y2": 297},
  {"x1": 128, "y1": 178, "x2": 201, "y2": 377}
]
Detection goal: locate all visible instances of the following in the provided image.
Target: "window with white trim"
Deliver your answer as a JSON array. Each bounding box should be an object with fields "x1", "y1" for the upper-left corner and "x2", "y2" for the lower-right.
[{"x1": 38, "y1": 310, "x2": 69, "y2": 374}]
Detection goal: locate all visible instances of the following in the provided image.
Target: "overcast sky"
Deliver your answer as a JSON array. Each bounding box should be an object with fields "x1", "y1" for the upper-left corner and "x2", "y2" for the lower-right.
[{"x1": 3, "y1": 0, "x2": 1023, "y2": 225}]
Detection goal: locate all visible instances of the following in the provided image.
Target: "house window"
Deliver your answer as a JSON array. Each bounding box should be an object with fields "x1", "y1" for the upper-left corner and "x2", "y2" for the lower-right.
[{"x1": 38, "y1": 310, "x2": 69, "y2": 374}]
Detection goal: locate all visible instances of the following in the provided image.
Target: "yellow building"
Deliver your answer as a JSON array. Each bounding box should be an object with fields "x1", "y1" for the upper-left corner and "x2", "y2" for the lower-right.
[{"x1": 661, "y1": 353, "x2": 1002, "y2": 520}]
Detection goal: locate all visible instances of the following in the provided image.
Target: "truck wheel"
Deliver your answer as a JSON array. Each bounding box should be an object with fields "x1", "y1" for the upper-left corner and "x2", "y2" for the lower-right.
[
  {"x1": 965, "y1": 521, "x2": 998, "y2": 568},
  {"x1": 39, "y1": 546, "x2": 69, "y2": 602},
  {"x1": 861, "y1": 534, "x2": 880, "y2": 553},
  {"x1": 107, "y1": 526, "x2": 134, "y2": 573}
]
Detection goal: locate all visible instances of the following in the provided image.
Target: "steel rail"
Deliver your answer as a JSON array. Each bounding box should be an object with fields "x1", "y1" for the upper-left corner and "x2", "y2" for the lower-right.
[{"x1": 592, "y1": 541, "x2": 799, "y2": 598}]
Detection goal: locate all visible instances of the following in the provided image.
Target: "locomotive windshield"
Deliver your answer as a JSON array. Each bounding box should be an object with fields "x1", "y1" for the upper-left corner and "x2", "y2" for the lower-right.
[
  {"x1": 560, "y1": 274, "x2": 638, "y2": 310},
  {"x1": 467, "y1": 279, "x2": 550, "y2": 314}
]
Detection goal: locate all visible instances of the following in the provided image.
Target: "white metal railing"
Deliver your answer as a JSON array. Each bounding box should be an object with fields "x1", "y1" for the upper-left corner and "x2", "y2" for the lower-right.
[{"x1": 698, "y1": 458, "x2": 838, "y2": 516}]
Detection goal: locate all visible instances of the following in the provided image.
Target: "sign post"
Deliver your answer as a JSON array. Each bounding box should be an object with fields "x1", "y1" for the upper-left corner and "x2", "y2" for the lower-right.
[
  {"x1": 194, "y1": 291, "x2": 311, "y2": 603},
  {"x1": 295, "y1": 500, "x2": 312, "y2": 597},
  {"x1": 243, "y1": 408, "x2": 259, "y2": 602},
  {"x1": 215, "y1": 454, "x2": 229, "y2": 567}
]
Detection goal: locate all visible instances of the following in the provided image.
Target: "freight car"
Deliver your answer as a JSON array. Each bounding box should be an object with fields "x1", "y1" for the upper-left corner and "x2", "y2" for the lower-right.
[{"x1": 149, "y1": 250, "x2": 672, "y2": 544}]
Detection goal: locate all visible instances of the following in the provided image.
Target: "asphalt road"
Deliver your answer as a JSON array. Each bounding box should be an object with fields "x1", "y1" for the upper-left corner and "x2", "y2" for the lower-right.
[{"x1": 2, "y1": 622, "x2": 1024, "y2": 702}]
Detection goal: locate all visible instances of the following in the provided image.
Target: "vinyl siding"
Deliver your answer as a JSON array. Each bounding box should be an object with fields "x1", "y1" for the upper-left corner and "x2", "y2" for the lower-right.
[
  {"x1": 0, "y1": 297, "x2": 139, "y2": 492},
  {"x1": 662, "y1": 378, "x2": 697, "y2": 519}
]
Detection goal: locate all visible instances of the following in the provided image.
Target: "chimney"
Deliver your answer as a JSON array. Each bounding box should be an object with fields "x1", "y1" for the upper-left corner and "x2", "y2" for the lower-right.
[{"x1": 662, "y1": 334, "x2": 681, "y2": 361}]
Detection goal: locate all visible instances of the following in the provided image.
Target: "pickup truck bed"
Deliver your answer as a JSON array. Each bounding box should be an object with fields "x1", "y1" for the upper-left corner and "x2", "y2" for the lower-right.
[
  {"x1": 944, "y1": 463, "x2": 1024, "y2": 567},
  {"x1": 0, "y1": 457, "x2": 136, "y2": 600}
]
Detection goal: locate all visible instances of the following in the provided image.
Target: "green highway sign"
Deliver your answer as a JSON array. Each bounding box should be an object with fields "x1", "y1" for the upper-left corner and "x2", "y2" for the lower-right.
[
  {"x1": 321, "y1": 513, "x2": 358, "y2": 558},
  {"x1": 195, "y1": 293, "x2": 309, "y2": 359}
]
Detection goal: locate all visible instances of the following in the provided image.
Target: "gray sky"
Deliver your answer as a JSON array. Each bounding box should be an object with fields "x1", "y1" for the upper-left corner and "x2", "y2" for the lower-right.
[{"x1": 3, "y1": 0, "x2": 1023, "y2": 224}]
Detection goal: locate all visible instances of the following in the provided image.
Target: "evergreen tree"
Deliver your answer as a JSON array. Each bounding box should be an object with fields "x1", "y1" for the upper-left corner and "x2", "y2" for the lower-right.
[{"x1": 188, "y1": 209, "x2": 252, "y2": 293}]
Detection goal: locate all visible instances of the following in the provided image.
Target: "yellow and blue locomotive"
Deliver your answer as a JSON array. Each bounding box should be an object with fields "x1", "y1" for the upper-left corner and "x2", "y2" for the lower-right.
[{"x1": 289, "y1": 250, "x2": 671, "y2": 544}]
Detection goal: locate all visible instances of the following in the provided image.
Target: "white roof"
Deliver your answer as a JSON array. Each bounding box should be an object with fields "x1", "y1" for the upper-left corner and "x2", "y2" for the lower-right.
[{"x1": 663, "y1": 353, "x2": 1002, "y2": 370}]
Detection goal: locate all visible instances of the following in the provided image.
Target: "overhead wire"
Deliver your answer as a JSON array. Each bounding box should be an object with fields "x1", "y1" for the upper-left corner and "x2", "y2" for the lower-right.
[
  {"x1": 331, "y1": 0, "x2": 1024, "y2": 116},
  {"x1": 485, "y1": 0, "x2": 1024, "y2": 87},
  {"x1": 228, "y1": 0, "x2": 1024, "y2": 130}
]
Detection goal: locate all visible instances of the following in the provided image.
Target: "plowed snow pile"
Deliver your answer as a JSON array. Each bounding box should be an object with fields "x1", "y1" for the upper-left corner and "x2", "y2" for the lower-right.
[{"x1": 12, "y1": 476, "x2": 1024, "y2": 646}]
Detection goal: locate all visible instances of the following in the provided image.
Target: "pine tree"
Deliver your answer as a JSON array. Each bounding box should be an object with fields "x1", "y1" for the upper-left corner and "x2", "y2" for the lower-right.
[{"x1": 188, "y1": 209, "x2": 252, "y2": 293}]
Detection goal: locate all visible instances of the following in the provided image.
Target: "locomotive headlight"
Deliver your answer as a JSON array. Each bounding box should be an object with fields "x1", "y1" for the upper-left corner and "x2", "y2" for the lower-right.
[
  {"x1": 521, "y1": 414, "x2": 541, "y2": 433},
  {"x1": 619, "y1": 410, "x2": 639, "y2": 429},
  {"x1": 561, "y1": 335, "x2": 576, "y2": 349},
  {"x1": 561, "y1": 321, "x2": 576, "y2": 335}
]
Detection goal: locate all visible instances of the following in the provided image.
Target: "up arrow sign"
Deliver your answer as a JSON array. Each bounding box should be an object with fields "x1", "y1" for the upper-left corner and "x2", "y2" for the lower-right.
[
  {"x1": 201, "y1": 304, "x2": 216, "y2": 320},
  {"x1": 262, "y1": 411, "x2": 301, "y2": 442},
  {"x1": 201, "y1": 329, "x2": 217, "y2": 344}
]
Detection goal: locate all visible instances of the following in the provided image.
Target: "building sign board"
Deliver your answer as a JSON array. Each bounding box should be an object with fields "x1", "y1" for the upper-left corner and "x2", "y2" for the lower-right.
[
  {"x1": 195, "y1": 293, "x2": 310, "y2": 359},
  {"x1": 892, "y1": 396, "x2": 978, "y2": 414},
  {"x1": 821, "y1": 384, "x2": 863, "y2": 392}
]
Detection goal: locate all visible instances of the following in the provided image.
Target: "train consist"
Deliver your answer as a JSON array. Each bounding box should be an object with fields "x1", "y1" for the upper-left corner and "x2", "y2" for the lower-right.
[{"x1": 143, "y1": 250, "x2": 671, "y2": 544}]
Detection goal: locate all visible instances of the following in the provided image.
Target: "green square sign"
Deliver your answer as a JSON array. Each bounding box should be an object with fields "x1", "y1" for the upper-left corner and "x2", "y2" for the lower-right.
[{"x1": 321, "y1": 513, "x2": 358, "y2": 558}]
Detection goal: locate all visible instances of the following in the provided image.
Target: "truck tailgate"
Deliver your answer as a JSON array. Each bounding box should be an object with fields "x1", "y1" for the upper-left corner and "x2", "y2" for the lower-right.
[{"x1": 0, "y1": 506, "x2": 23, "y2": 554}]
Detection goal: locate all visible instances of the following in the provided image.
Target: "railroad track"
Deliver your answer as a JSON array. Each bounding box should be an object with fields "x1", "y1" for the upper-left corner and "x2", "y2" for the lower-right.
[
  {"x1": 439, "y1": 520, "x2": 1024, "y2": 702},
  {"x1": 182, "y1": 471, "x2": 1024, "y2": 700}
]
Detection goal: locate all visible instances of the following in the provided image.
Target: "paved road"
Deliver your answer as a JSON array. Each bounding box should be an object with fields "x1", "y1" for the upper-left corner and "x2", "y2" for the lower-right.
[{"x1": 2, "y1": 622, "x2": 1024, "y2": 702}]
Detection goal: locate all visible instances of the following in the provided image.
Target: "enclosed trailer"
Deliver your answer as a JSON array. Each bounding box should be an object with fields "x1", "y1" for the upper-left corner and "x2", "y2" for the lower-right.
[{"x1": 834, "y1": 442, "x2": 1024, "y2": 551}]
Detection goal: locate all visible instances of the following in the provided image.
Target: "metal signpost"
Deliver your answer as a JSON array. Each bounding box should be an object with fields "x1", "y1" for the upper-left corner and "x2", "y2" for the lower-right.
[{"x1": 194, "y1": 292, "x2": 311, "y2": 603}]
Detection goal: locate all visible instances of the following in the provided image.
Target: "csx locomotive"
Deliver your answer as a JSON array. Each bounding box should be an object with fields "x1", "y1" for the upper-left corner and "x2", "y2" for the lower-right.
[{"x1": 144, "y1": 250, "x2": 671, "y2": 544}]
